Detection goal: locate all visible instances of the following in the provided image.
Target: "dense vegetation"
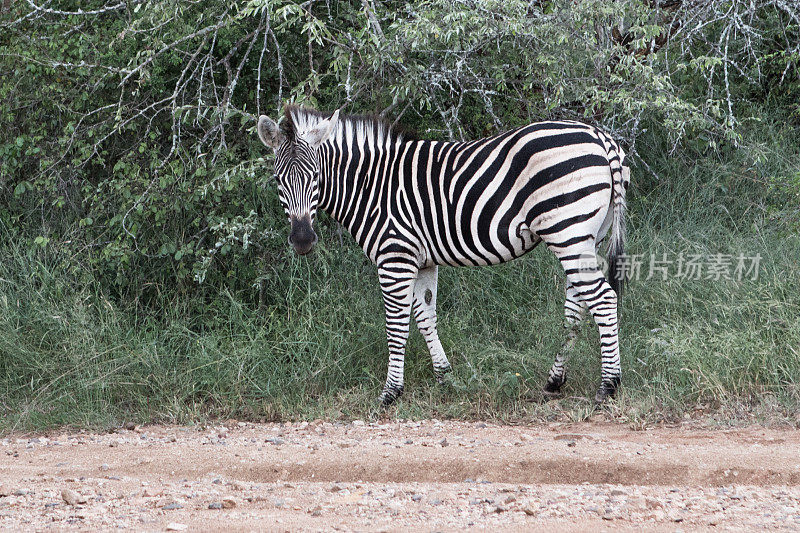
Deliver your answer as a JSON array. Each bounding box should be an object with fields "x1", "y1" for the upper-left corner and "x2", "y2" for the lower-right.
[{"x1": 1, "y1": 0, "x2": 798, "y2": 431}]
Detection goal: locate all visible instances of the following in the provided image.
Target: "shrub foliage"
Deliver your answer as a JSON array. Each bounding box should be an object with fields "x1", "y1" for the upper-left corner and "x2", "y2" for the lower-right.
[{"x1": 0, "y1": 0, "x2": 798, "y2": 427}]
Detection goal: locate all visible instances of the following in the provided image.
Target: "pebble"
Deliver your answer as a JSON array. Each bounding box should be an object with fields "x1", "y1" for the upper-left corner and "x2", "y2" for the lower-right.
[
  {"x1": 222, "y1": 498, "x2": 236, "y2": 509},
  {"x1": 208, "y1": 502, "x2": 223, "y2": 509},
  {"x1": 646, "y1": 497, "x2": 662, "y2": 510},
  {"x1": 99, "y1": 463, "x2": 110, "y2": 472},
  {"x1": 162, "y1": 502, "x2": 183, "y2": 510},
  {"x1": 411, "y1": 494, "x2": 423, "y2": 502},
  {"x1": 166, "y1": 523, "x2": 187, "y2": 531},
  {"x1": 61, "y1": 488, "x2": 85, "y2": 506}
]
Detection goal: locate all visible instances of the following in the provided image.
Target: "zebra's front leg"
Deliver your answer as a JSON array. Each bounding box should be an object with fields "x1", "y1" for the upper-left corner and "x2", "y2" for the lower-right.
[
  {"x1": 412, "y1": 266, "x2": 452, "y2": 384},
  {"x1": 377, "y1": 261, "x2": 417, "y2": 407},
  {"x1": 544, "y1": 283, "x2": 586, "y2": 397}
]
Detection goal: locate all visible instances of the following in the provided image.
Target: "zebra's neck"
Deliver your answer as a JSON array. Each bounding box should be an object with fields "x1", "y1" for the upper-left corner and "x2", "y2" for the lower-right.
[{"x1": 314, "y1": 115, "x2": 414, "y2": 250}]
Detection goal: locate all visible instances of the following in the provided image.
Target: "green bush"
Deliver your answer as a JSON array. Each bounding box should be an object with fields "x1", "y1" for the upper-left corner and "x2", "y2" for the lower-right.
[{"x1": 0, "y1": 0, "x2": 798, "y2": 429}]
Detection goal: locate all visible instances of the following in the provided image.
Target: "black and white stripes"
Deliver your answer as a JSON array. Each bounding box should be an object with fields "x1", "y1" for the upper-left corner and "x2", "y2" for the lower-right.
[{"x1": 257, "y1": 105, "x2": 630, "y2": 406}]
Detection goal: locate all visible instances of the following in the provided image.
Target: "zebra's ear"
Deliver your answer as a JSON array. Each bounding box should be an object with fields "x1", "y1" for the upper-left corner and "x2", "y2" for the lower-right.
[
  {"x1": 303, "y1": 109, "x2": 340, "y2": 148},
  {"x1": 257, "y1": 115, "x2": 283, "y2": 149}
]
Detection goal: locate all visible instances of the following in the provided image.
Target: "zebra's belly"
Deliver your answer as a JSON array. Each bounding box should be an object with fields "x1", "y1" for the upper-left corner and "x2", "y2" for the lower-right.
[{"x1": 424, "y1": 224, "x2": 542, "y2": 267}]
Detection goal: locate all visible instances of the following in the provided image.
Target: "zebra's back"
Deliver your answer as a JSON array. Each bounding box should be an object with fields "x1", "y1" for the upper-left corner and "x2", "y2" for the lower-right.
[{"x1": 395, "y1": 121, "x2": 619, "y2": 267}]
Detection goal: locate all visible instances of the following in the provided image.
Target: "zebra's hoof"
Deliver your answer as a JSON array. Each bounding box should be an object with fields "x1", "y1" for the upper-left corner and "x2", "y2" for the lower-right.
[
  {"x1": 543, "y1": 375, "x2": 566, "y2": 399},
  {"x1": 594, "y1": 377, "x2": 621, "y2": 405},
  {"x1": 379, "y1": 384, "x2": 404, "y2": 408},
  {"x1": 434, "y1": 363, "x2": 453, "y2": 384}
]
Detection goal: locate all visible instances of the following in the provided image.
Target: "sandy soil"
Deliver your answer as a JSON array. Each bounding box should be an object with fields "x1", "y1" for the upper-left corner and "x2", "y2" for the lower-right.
[{"x1": 2, "y1": 420, "x2": 800, "y2": 532}]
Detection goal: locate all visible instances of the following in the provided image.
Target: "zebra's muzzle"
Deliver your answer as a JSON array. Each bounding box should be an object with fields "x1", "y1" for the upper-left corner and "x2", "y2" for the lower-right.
[{"x1": 288, "y1": 215, "x2": 317, "y2": 255}]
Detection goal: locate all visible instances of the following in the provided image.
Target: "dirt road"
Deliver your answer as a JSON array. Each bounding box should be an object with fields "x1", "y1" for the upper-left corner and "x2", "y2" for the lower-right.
[{"x1": 2, "y1": 420, "x2": 800, "y2": 531}]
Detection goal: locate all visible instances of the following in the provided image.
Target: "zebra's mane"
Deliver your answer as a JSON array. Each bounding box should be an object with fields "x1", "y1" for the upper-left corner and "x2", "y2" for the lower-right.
[{"x1": 283, "y1": 104, "x2": 417, "y2": 147}]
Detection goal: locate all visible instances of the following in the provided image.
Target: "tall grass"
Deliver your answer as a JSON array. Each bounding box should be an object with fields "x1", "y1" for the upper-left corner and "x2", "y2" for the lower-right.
[{"x1": 1, "y1": 115, "x2": 799, "y2": 432}]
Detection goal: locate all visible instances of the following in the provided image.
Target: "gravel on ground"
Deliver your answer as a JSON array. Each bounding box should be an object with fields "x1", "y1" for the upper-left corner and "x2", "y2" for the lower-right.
[{"x1": 2, "y1": 420, "x2": 800, "y2": 531}]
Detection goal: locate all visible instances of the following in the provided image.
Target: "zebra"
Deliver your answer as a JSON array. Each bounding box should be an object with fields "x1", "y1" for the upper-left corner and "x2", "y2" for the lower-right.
[{"x1": 256, "y1": 104, "x2": 631, "y2": 407}]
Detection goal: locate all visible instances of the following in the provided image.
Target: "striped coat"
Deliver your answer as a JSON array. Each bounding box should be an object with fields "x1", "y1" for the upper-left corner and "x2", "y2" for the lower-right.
[{"x1": 257, "y1": 105, "x2": 630, "y2": 406}]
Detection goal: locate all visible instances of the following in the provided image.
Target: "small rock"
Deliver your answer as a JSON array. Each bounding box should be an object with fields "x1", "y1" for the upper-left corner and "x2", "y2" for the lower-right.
[
  {"x1": 430, "y1": 498, "x2": 442, "y2": 506},
  {"x1": 352, "y1": 420, "x2": 365, "y2": 426},
  {"x1": 99, "y1": 463, "x2": 110, "y2": 472},
  {"x1": 610, "y1": 489, "x2": 626, "y2": 497},
  {"x1": 522, "y1": 501, "x2": 536, "y2": 516},
  {"x1": 567, "y1": 440, "x2": 576, "y2": 447},
  {"x1": 0, "y1": 485, "x2": 8, "y2": 497},
  {"x1": 494, "y1": 505, "x2": 506, "y2": 513},
  {"x1": 411, "y1": 494, "x2": 423, "y2": 502},
  {"x1": 208, "y1": 502, "x2": 223, "y2": 510},
  {"x1": 404, "y1": 439, "x2": 413, "y2": 445},
  {"x1": 166, "y1": 523, "x2": 187, "y2": 531},
  {"x1": 123, "y1": 421, "x2": 136, "y2": 431},
  {"x1": 61, "y1": 488, "x2": 85, "y2": 506},
  {"x1": 504, "y1": 495, "x2": 516, "y2": 504},
  {"x1": 329, "y1": 484, "x2": 342, "y2": 492},
  {"x1": 439, "y1": 438, "x2": 449, "y2": 447},
  {"x1": 222, "y1": 498, "x2": 236, "y2": 509},
  {"x1": 476, "y1": 423, "x2": 487, "y2": 428},
  {"x1": 310, "y1": 505, "x2": 322, "y2": 516},
  {"x1": 554, "y1": 433, "x2": 594, "y2": 441},
  {"x1": 162, "y1": 502, "x2": 183, "y2": 510},
  {"x1": 13, "y1": 489, "x2": 29, "y2": 496},
  {"x1": 645, "y1": 497, "x2": 662, "y2": 510},
  {"x1": 469, "y1": 498, "x2": 483, "y2": 505}
]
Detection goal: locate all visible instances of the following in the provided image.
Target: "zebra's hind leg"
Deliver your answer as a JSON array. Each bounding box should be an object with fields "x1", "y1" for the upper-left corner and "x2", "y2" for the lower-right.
[
  {"x1": 412, "y1": 266, "x2": 452, "y2": 383},
  {"x1": 543, "y1": 283, "x2": 586, "y2": 397},
  {"x1": 377, "y1": 260, "x2": 417, "y2": 407},
  {"x1": 552, "y1": 247, "x2": 621, "y2": 404}
]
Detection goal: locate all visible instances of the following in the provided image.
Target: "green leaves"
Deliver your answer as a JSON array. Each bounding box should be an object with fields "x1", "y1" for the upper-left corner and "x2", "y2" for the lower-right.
[{"x1": 1, "y1": 0, "x2": 797, "y2": 300}]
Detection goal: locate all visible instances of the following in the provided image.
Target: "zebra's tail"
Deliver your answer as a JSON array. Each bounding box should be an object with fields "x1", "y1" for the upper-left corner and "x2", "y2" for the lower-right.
[{"x1": 606, "y1": 145, "x2": 630, "y2": 298}]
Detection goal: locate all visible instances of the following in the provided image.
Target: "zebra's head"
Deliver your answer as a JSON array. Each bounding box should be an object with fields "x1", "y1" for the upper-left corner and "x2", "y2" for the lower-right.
[{"x1": 257, "y1": 109, "x2": 340, "y2": 255}]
